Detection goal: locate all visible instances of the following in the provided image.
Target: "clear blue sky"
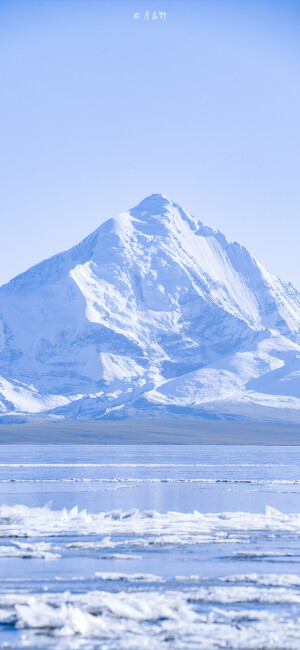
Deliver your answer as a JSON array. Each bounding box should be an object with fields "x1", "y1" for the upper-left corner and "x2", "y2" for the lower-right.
[{"x1": 1, "y1": 0, "x2": 299, "y2": 288}]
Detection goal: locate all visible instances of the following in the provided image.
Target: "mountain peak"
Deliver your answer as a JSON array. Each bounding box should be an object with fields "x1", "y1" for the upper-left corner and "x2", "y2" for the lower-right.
[
  {"x1": 131, "y1": 193, "x2": 173, "y2": 214},
  {"x1": 128, "y1": 193, "x2": 200, "y2": 233}
]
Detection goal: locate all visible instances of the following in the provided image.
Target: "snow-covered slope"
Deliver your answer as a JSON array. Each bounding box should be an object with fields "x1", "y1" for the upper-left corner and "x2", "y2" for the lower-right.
[{"x1": 0, "y1": 194, "x2": 299, "y2": 422}]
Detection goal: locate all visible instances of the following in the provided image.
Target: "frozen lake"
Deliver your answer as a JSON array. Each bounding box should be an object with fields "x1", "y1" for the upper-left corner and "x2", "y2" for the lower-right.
[{"x1": 0, "y1": 444, "x2": 300, "y2": 648}]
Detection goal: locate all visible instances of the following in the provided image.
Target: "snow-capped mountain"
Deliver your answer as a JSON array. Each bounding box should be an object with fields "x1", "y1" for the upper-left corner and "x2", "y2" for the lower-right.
[{"x1": 0, "y1": 194, "x2": 300, "y2": 422}]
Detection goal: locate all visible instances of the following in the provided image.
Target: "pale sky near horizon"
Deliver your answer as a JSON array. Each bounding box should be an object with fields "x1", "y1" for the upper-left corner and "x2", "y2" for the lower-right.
[{"x1": 0, "y1": 0, "x2": 300, "y2": 288}]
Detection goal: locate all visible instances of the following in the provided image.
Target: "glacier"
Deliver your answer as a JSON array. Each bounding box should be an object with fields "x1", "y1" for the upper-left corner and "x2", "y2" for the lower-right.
[{"x1": 0, "y1": 193, "x2": 299, "y2": 422}]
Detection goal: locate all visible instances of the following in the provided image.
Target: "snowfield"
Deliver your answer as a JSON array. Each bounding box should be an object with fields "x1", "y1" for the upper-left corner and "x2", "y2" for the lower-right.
[{"x1": 0, "y1": 194, "x2": 299, "y2": 421}]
